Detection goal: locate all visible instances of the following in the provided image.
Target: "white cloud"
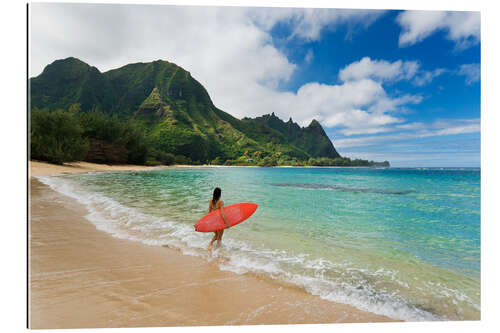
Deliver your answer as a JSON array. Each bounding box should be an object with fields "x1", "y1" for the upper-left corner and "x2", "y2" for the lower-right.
[
  {"x1": 31, "y1": 5, "x2": 384, "y2": 77},
  {"x1": 289, "y1": 8, "x2": 385, "y2": 41},
  {"x1": 458, "y1": 63, "x2": 480, "y2": 85},
  {"x1": 248, "y1": 8, "x2": 385, "y2": 41},
  {"x1": 396, "y1": 10, "x2": 480, "y2": 49},
  {"x1": 225, "y1": 77, "x2": 420, "y2": 137},
  {"x1": 273, "y1": 79, "x2": 422, "y2": 136},
  {"x1": 339, "y1": 57, "x2": 449, "y2": 87},
  {"x1": 339, "y1": 57, "x2": 419, "y2": 82},
  {"x1": 334, "y1": 118, "x2": 480, "y2": 148},
  {"x1": 368, "y1": 93, "x2": 422, "y2": 114},
  {"x1": 31, "y1": 4, "x2": 412, "y2": 136},
  {"x1": 339, "y1": 57, "x2": 448, "y2": 86},
  {"x1": 304, "y1": 49, "x2": 314, "y2": 64},
  {"x1": 413, "y1": 68, "x2": 447, "y2": 86}
]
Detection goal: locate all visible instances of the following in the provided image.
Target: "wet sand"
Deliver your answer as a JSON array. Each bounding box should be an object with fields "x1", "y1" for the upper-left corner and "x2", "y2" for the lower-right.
[{"x1": 28, "y1": 161, "x2": 395, "y2": 328}]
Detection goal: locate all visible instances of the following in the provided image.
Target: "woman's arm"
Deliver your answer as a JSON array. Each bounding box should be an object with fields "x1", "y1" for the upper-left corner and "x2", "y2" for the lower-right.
[{"x1": 219, "y1": 202, "x2": 230, "y2": 228}]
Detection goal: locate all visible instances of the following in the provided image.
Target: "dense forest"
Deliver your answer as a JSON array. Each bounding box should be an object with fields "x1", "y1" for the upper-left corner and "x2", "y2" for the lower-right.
[{"x1": 29, "y1": 57, "x2": 389, "y2": 168}]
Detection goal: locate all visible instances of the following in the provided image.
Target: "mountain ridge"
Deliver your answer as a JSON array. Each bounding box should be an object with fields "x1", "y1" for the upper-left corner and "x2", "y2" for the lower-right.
[{"x1": 30, "y1": 57, "x2": 342, "y2": 163}]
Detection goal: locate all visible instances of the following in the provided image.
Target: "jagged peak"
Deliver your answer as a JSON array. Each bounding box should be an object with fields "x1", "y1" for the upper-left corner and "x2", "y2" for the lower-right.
[
  {"x1": 262, "y1": 112, "x2": 280, "y2": 120},
  {"x1": 153, "y1": 59, "x2": 171, "y2": 64},
  {"x1": 308, "y1": 119, "x2": 321, "y2": 127}
]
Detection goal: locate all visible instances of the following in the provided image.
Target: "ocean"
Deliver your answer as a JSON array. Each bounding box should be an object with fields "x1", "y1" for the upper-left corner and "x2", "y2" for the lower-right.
[{"x1": 37, "y1": 166, "x2": 480, "y2": 321}]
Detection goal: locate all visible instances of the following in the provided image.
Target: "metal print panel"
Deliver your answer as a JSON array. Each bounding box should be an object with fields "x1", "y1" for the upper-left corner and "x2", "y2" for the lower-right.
[{"x1": 28, "y1": 2, "x2": 480, "y2": 329}]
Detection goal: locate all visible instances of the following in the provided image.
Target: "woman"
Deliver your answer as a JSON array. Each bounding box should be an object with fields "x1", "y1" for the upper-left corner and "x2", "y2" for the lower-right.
[{"x1": 208, "y1": 187, "x2": 230, "y2": 252}]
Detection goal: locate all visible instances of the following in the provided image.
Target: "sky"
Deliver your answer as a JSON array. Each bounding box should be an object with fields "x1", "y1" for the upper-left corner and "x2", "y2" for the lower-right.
[{"x1": 30, "y1": 3, "x2": 481, "y2": 167}]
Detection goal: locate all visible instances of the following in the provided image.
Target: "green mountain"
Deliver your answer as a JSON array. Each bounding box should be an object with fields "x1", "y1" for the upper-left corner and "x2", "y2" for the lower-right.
[
  {"x1": 245, "y1": 113, "x2": 340, "y2": 158},
  {"x1": 30, "y1": 57, "x2": 342, "y2": 164},
  {"x1": 30, "y1": 57, "x2": 116, "y2": 113}
]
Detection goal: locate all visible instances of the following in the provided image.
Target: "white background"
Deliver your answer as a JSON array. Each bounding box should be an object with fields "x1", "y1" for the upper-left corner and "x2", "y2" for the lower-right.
[{"x1": 0, "y1": 0, "x2": 498, "y2": 332}]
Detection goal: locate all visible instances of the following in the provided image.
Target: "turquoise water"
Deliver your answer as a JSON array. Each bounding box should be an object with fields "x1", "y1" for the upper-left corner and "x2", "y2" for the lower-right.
[{"x1": 38, "y1": 166, "x2": 480, "y2": 321}]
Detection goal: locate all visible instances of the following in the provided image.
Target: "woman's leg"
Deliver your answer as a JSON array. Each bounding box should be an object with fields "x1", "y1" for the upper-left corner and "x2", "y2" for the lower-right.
[
  {"x1": 208, "y1": 232, "x2": 218, "y2": 251},
  {"x1": 216, "y1": 229, "x2": 224, "y2": 247}
]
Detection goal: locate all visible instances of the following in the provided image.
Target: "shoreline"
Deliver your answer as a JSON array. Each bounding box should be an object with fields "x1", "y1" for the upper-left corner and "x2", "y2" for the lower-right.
[
  {"x1": 28, "y1": 161, "x2": 396, "y2": 328},
  {"x1": 31, "y1": 160, "x2": 477, "y2": 174},
  {"x1": 28, "y1": 160, "x2": 386, "y2": 178}
]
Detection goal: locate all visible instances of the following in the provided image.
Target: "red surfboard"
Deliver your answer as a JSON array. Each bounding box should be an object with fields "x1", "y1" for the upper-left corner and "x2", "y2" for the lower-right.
[{"x1": 194, "y1": 202, "x2": 258, "y2": 232}]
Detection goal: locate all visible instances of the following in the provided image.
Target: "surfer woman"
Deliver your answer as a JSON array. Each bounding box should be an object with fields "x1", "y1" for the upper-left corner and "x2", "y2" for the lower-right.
[{"x1": 208, "y1": 187, "x2": 230, "y2": 252}]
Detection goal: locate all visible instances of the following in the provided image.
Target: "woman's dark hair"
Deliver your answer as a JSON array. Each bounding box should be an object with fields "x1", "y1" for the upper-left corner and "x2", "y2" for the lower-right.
[{"x1": 212, "y1": 187, "x2": 222, "y2": 205}]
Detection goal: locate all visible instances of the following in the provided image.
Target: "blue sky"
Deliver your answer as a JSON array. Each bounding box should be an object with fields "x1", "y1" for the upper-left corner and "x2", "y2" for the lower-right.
[
  {"x1": 30, "y1": 4, "x2": 480, "y2": 167},
  {"x1": 268, "y1": 10, "x2": 480, "y2": 167}
]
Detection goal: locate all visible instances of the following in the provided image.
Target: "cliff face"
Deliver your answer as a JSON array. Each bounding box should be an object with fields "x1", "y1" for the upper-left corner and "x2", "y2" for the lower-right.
[
  {"x1": 246, "y1": 113, "x2": 340, "y2": 159},
  {"x1": 30, "y1": 57, "x2": 341, "y2": 162}
]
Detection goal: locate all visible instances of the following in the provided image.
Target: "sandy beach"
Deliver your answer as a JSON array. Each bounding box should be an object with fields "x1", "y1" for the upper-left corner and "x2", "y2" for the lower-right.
[
  {"x1": 28, "y1": 161, "x2": 395, "y2": 329},
  {"x1": 29, "y1": 160, "x2": 168, "y2": 177}
]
